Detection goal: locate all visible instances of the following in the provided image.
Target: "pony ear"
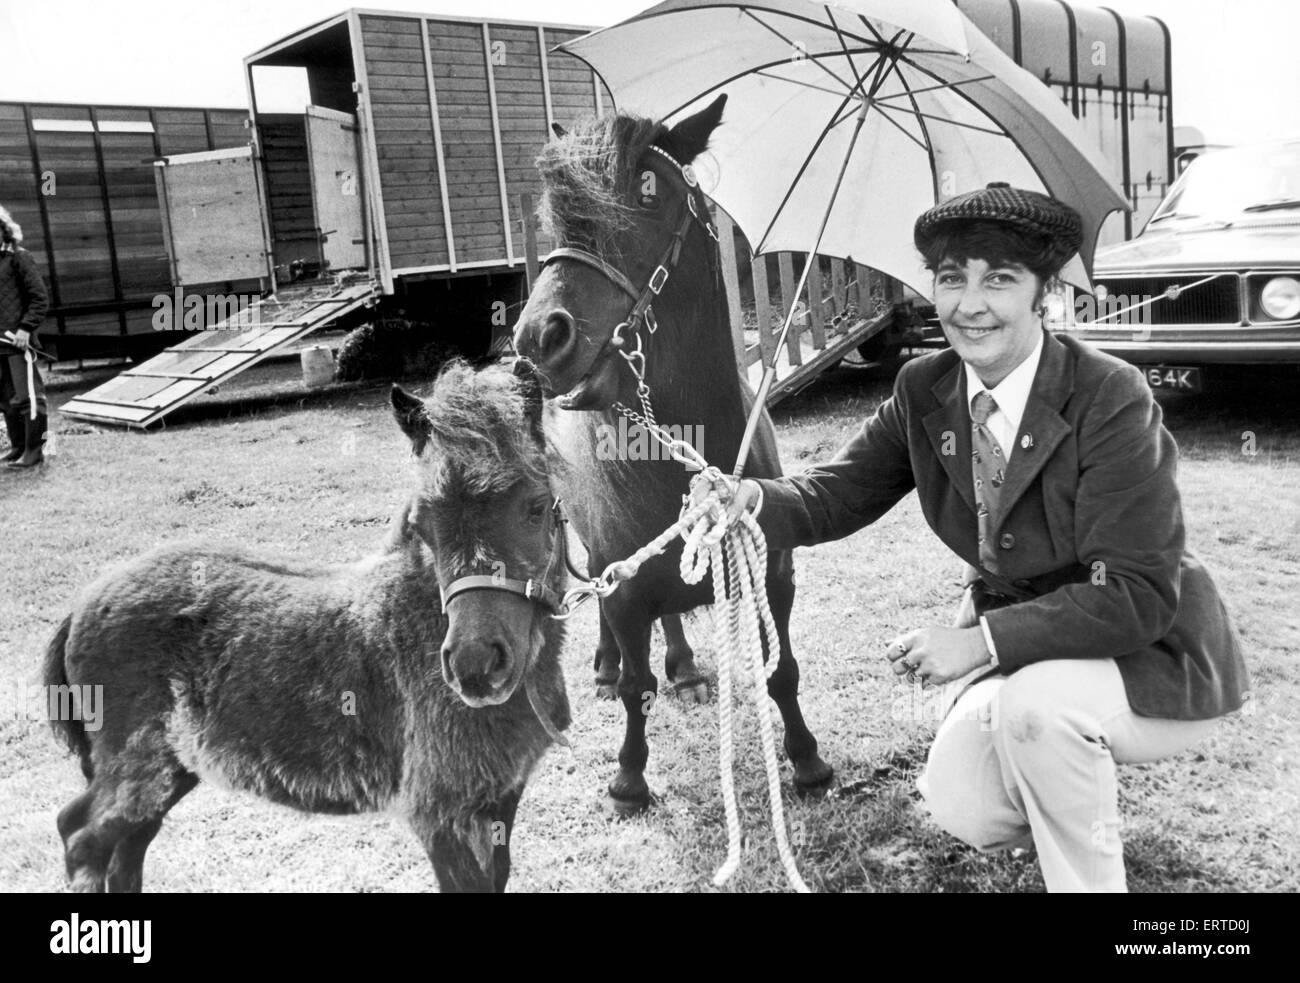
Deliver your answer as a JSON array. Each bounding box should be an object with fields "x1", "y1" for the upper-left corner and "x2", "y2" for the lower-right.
[
  {"x1": 391, "y1": 384, "x2": 432, "y2": 454},
  {"x1": 511, "y1": 357, "x2": 545, "y2": 441},
  {"x1": 550, "y1": 121, "x2": 567, "y2": 139},
  {"x1": 665, "y1": 93, "x2": 726, "y2": 163}
]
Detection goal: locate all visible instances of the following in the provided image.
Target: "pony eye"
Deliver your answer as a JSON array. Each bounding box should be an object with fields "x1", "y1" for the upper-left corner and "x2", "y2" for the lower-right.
[{"x1": 526, "y1": 498, "x2": 548, "y2": 523}]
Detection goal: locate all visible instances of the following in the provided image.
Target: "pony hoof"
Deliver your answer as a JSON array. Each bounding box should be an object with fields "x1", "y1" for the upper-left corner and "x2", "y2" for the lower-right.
[
  {"x1": 594, "y1": 681, "x2": 619, "y2": 700},
  {"x1": 605, "y1": 773, "x2": 653, "y2": 817},
  {"x1": 671, "y1": 679, "x2": 710, "y2": 705},
  {"x1": 602, "y1": 792, "x2": 652, "y2": 818},
  {"x1": 794, "y1": 762, "x2": 835, "y2": 799}
]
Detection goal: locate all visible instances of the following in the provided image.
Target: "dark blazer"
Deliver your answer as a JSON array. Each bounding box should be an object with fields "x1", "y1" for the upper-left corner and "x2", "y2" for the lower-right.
[{"x1": 755, "y1": 329, "x2": 1250, "y2": 721}]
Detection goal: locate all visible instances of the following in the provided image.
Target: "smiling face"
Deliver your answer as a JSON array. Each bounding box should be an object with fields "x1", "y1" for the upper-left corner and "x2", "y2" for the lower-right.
[{"x1": 934, "y1": 257, "x2": 1045, "y2": 388}]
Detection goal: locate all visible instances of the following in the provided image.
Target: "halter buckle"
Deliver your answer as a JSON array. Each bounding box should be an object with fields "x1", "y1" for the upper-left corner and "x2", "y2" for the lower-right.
[{"x1": 648, "y1": 265, "x2": 669, "y2": 295}]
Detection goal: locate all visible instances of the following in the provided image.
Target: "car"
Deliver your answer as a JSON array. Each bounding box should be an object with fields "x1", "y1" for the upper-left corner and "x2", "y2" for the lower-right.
[{"x1": 1053, "y1": 139, "x2": 1300, "y2": 392}]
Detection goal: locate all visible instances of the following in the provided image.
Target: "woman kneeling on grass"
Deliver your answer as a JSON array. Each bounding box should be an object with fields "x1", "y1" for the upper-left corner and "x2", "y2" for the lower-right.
[{"x1": 719, "y1": 183, "x2": 1251, "y2": 892}]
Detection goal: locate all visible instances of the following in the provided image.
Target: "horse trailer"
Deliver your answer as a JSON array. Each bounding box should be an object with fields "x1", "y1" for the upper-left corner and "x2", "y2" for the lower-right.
[{"x1": 32, "y1": 3, "x2": 1173, "y2": 426}]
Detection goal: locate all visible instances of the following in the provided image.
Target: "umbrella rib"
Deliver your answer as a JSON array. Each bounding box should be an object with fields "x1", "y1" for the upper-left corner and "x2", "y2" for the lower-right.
[
  {"x1": 751, "y1": 74, "x2": 871, "y2": 255},
  {"x1": 875, "y1": 31, "x2": 939, "y2": 196},
  {"x1": 895, "y1": 52, "x2": 1064, "y2": 212},
  {"x1": 741, "y1": 7, "x2": 861, "y2": 93},
  {"x1": 866, "y1": 100, "x2": 930, "y2": 151},
  {"x1": 872, "y1": 75, "x2": 998, "y2": 101},
  {"x1": 658, "y1": 45, "x2": 882, "y2": 121},
  {"x1": 753, "y1": 70, "x2": 860, "y2": 100},
  {"x1": 825, "y1": 8, "x2": 867, "y2": 98},
  {"x1": 873, "y1": 100, "x2": 1008, "y2": 137}
]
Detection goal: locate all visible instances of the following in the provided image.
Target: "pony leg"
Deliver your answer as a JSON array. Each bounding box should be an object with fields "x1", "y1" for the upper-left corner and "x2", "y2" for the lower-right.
[
  {"x1": 593, "y1": 601, "x2": 621, "y2": 701},
  {"x1": 765, "y1": 552, "x2": 834, "y2": 794},
  {"x1": 606, "y1": 603, "x2": 656, "y2": 815},
  {"x1": 661, "y1": 613, "x2": 709, "y2": 704},
  {"x1": 56, "y1": 789, "x2": 95, "y2": 848},
  {"x1": 63, "y1": 741, "x2": 196, "y2": 893},
  {"x1": 489, "y1": 789, "x2": 522, "y2": 894},
  {"x1": 104, "y1": 771, "x2": 198, "y2": 893},
  {"x1": 413, "y1": 814, "x2": 496, "y2": 894}
]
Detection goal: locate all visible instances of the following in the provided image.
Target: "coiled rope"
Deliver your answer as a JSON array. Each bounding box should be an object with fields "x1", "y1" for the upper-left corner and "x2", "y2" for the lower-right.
[{"x1": 559, "y1": 448, "x2": 810, "y2": 893}]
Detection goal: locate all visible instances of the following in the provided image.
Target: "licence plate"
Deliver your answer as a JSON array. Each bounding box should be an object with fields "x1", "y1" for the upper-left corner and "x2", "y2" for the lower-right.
[{"x1": 1143, "y1": 366, "x2": 1202, "y2": 392}]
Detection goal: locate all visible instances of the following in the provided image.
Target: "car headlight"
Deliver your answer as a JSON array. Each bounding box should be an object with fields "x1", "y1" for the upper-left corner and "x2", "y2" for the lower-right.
[
  {"x1": 1260, "y1": 276, "x2": 1300, "y2": 320},
  {"x1": 1042, "y1": 282, "x2": 1074, "y2": 329}
]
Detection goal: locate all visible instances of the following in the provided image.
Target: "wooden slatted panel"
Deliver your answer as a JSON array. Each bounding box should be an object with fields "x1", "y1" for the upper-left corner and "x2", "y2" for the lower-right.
[
  {"x1": 61, "y1": 281, "x2": 376, "y2": 428},
  {"x1": 29, "y1": 107, "x2": 114, "y2": 305},
  {"x1": 207, "y1": 109, "x2": 250, "y2": 148},
  {"x1": 488, "y1": 22, "x2": 550, "y2": 263},
  {"x1": 153, "y1": 108, "x2": 213, "y2": 156},
  {"x1": 361, "y1": 14, "x2": 447, "y2": 270},
  {"x1": 426, "y1": 19, "x2": 506, "y2": 265},
  {"x1": 259, "y1": 114, "x2": 319, "y2": 270},
  {"x1": 98, "y1": 119, "x2": 169, "y2": 301}
]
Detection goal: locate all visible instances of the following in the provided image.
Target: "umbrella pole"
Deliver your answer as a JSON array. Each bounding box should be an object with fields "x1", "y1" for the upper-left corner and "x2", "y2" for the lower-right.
[{"x1": 731, "y1": 103, "x2": 869, "y2": 479}]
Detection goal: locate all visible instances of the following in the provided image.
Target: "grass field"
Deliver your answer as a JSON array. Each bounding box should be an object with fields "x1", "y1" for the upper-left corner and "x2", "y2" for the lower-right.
[{"x1": 1, "y1": 356, "x2": 1296, "y2": 892}]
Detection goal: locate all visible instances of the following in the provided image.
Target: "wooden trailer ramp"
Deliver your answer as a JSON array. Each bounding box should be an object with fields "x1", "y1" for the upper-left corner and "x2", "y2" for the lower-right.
[{"x1": 60, "y1": 279, "x2": 378, "y2": 428}]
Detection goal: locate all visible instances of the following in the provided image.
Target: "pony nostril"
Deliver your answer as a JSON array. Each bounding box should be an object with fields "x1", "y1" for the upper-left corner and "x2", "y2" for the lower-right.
[
  {"x1": 488, "y1": 642, "x2": 510, "y2": 680},
  {"x1": 539, "y1": 311, "x2": 575, "y2": 359},
  {"x1": 440, "y1": 644, "x2": 457, "y2": 684}
]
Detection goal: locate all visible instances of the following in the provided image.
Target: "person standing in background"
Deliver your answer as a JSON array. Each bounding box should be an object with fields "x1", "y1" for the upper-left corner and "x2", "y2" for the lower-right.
[{"x1": 0, "y1": 204, "x2": 51, "y2": 470}]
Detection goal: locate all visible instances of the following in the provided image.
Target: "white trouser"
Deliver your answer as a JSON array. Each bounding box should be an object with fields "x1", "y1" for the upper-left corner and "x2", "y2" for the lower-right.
[{"x1": 916, "y1": 658, "x2": 1219, "y2": 892}]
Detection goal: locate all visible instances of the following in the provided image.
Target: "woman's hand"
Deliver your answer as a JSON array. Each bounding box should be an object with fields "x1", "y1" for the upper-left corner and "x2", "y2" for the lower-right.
[
  {"x1": 12, "y1": 329, "x2": 30, "y2": 351},
  {"x1": 722, "y1": 478, "x2": 762, "y2": 524},
  {"x1": 687, "y1": 474, "x2": 763, "y2": 524},
  {"x1": 885, "y1": 626, "x2": 992, "y2": 686}
]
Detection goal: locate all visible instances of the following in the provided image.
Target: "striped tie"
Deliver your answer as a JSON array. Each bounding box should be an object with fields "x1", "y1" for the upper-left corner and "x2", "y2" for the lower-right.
[{"x1": 970, "y1": 391, "x2": 1006, "y2": 572}]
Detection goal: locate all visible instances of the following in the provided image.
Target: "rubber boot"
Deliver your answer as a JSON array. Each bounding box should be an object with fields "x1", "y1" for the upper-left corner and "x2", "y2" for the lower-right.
[
  {"x1": 8, "y1": 412, "x2": 46, "y2": 468},
  {"x1": 1, "y1": 410, "x2": 22, "y2": 462}
]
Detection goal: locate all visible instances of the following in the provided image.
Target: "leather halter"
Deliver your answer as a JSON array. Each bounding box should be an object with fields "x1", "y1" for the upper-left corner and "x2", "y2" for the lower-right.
[
  {"x1": 540, "y1": 144, "x2": 719, "y2": 350},
  {"x1": 439, "y1": 498, "x2": 570, "y2": 615}
]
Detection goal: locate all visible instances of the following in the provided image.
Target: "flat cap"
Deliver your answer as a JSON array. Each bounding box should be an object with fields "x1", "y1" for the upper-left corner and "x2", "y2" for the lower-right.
[{"x1": 914, "y1": 182, "x2": 1083, "y2": 267}]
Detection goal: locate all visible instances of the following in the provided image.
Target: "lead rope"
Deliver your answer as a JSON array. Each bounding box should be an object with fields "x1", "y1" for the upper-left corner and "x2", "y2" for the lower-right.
[{"x1": 557, "y1": 424, "x2": 810, "y2": 893}]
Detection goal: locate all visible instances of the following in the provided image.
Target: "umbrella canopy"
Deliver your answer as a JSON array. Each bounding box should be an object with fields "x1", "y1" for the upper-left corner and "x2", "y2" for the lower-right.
[{"x1": 559, "y1": 0, "x2": 1129, "y2": 296}]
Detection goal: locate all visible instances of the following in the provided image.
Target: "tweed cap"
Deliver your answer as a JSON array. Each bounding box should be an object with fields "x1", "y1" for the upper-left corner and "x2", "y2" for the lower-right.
[{"x1": 914, "y1": 182, "x2": 1082, "y2": 267}]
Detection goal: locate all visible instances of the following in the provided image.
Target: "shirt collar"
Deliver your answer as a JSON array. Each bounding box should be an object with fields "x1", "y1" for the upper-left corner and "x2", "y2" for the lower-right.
[{"x1": 964, "y1": 331, "x2": 1045, "y2": 432}]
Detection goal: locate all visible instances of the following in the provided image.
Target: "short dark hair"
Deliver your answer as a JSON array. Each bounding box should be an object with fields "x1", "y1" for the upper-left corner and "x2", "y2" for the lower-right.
[{"x1": 919, "y1": 219, "x2": 1064, "y2": 282}]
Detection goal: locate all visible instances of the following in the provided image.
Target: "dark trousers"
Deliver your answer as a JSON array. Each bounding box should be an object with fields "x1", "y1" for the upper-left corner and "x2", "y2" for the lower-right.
[{"x1": 0, "y1": 352, "x2": 47, "y2": 415}]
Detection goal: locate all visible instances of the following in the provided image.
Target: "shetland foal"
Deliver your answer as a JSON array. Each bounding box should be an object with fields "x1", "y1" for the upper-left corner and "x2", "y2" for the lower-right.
[{"x1": 45, "y1": 361, "x2": 569, "y2": 892}]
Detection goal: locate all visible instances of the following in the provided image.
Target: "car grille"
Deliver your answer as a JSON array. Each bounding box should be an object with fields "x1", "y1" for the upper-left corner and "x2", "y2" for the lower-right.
[{"x1": 1090, "y1": 274, "x2": 1241, "y2": 325}]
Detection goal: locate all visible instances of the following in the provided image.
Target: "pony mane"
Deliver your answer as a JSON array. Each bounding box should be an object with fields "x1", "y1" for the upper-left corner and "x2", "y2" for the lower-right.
[
  {"x1": 535, "y1": 113, "x2": 668, "y2": 264},
  {"x1": 423, "y1": 360, "x2": 548, "y2": 501}
]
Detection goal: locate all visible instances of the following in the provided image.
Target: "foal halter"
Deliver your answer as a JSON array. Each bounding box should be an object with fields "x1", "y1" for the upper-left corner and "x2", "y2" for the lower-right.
[{"x1": 438, "y1": 498, "x2": 571, "y2": 615}]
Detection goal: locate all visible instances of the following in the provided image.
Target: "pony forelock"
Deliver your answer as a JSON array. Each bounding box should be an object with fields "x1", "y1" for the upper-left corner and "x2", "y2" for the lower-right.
[
  {"x1": 534, "y1": 113, "x2": 667, "y2": 264},
  {"x1": 422, "y1": 359, "x2": 548, "y2": 501}
]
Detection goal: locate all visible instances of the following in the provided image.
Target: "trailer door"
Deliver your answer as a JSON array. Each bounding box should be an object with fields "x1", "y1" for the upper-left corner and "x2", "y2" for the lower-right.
[
  {"x1": 305, "y1": 105, "x2": 366, "y2": 272},
  {"x1": 153, "y1": 145, "x2": 271, "y2": 287}
]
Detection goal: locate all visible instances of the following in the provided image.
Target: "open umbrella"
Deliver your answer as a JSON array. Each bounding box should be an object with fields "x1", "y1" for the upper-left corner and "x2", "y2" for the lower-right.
[{"x1": 558, "y1": 0, "x2": 1129, "y2": 469}]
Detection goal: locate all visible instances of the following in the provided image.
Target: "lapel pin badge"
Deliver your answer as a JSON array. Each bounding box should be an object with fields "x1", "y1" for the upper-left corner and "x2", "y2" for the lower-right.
[{"x1": 1021, "y1": 434, "x2": 1033, "y2": 450}]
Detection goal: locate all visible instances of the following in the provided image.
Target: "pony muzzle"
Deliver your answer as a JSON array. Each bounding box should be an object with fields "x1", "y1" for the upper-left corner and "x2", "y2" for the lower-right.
[{"x1": 440, "y1": 632, "x2": 519, "y2": 706}]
